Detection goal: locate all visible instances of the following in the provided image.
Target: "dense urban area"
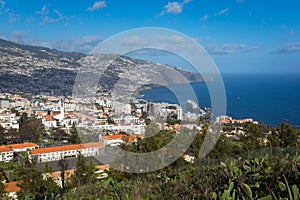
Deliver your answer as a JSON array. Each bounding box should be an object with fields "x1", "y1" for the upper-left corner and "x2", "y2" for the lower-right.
[
  {"x1": 0, "y1": 39, "x2": 300, "y2": 199},
  {"x1": 0, "y1": 88, "x2": 299, "y2": 199}
]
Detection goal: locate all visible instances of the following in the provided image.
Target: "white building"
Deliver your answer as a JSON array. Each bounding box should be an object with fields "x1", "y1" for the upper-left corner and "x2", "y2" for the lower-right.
[
  {"x1": 114, "y1": 116, "x2": 140, "y2": 125},
  {"x1": 0, "y1": 100, "x2": 9, "y2": 109},
  {"x1": 177, "y1": 107, "x2": 183, "y2": 120},
  {"x1": 94, "y1": 123, "x2": 145, "y2": 135},
  {"x1": 53, "y1": 98, "x2": 64, "y2": 122},
  {"x1": 0, "y1": 113, "x2": 20, "y2": 130},
  {"x1": 30, "y1": 142, "x2": 104, "y2": 163},
  {"x1": 42, "y1": 115, "x2": 57, "y2": 129},
  {"x1": 9, "y1": 142, "x2": 39, "y2": 153},
  {"x1": 0, "y1": 146, "x2": 14, "y2": 162},
  {"x1": 99, "y1": 134, "x2": 141, "y2": 147}
]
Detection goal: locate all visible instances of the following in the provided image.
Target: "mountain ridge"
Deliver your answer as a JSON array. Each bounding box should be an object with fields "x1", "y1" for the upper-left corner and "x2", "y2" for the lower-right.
[{"x1": 0, "y1": 38, "x2": 208, "y2": 96}]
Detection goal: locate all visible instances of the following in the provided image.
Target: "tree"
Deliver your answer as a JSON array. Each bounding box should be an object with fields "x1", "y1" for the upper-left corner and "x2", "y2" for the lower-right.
[
  {"x1": 59, "y1": 158, "x2": 68, "y2": 191},
  {"x1": 0, "y1": 172, "x2": 5, "y2": 198},
  {"x1": 71, "y1": 152, "x2": 86, "y2": 187},
  {"x1": 19, "y1": 116, "x2": 44, "y2": 142},
  {"x1": 0, "y1": 126, "x2": 5, "y2": 144},
  {"x1": 69, "y1": 124, "x2": 81, "y2": 144},
  {"x1": 16, "y1": 157, "x2": 60, "y2": 199},
  {"x1": 241, "y1": 122, "x2": 263, "y2": 151},
  {"x1": 71, "y1": 152, "x2": 97, "y2": 188},
  {"x1": 10, "y1": 108, "x2": 20, "y2": 116},
  {"x1": 19, "y1": 112, "x2": 28, "y2": 125},
  {"x1": 277, "y1": 122, "x2": 298, "y2": 147}
]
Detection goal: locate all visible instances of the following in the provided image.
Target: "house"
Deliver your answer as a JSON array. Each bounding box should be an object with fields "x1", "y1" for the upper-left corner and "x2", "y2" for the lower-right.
[
  {"x1": 0, "y1": 143, "x2": 38, "y2": 162},
  {"x1": 4, "y1": 181, "x2": 21, "y2": 199},
  {"x1": 0, "y1": 113, "x2": 20, "y2": 130},
  {"x1": 99, "y1": 134, "x2": 143, "y2": 147},
  {"x1": 43, "y1": 164, "x2": 109, "y2": 188},
  {"x1": 95, "y1": 124, "x2": 146, "y2": 135},
  {"x1": 42, "y1": 115, "x2": 57, "y2": 129},
  {"x1": 0, "y1": 145, "x2": 14, "y2": 162},
  {"x1": 29, "y1": 142, "x2": 105, "y2": 163},
  {"x1": 8, "y1": 142, "x2": 39, "y2": 153}
]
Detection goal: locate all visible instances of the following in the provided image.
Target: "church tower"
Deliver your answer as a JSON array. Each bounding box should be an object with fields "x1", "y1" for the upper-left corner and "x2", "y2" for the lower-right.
[{"x1": 58, "y1": 98, "x2": 64, "y2": 122}]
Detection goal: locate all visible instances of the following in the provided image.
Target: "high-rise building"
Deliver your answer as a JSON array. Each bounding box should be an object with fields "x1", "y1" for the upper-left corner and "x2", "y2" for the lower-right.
[{"x1": 177, "y1": 107, "x2": 183, "y2": 120}]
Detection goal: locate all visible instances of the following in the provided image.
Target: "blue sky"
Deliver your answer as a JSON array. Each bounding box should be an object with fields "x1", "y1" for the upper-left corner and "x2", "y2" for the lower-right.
[{"x1": 0, "y1": 0, "x2": 300, "y2": 74}]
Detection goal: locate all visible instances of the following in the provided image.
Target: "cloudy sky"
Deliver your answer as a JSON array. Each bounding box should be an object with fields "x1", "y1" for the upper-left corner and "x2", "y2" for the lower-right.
[{"x1": 0, "y1": 0, "x2": 299, "y2": 74}]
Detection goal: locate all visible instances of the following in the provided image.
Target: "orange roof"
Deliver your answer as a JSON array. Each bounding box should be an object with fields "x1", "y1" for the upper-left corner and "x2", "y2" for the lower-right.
[
  {"x1": 30, "y1": 142, "x2": 104, "y2": 155},
  {"x1": 45, "y1": 165, "x2": 110, "y2": 179},
  {"x1": 45, "y1": 169, "x2": 75, "y2": 179},
  {"x1": 4, "y1": 181, "x2": 21, "y2": 193},
  {"x1": 43, "y1": 115, "x2": 56, "y2": 122},
  {"x1": 123, "y1": 135, "x2": 137, "y2": 142},
  {"x1": 101, "y1": 134, "x2": 137, "y2": 142},
  {"x1": 0, "y1": 145, "x2": 13, "y2": 153},
  {"x1": 96, "y1": 164, "x2": 110, "y2": 171},
  {"x1": 9, "y1": 142, "x2": 38, "y2": 149}
]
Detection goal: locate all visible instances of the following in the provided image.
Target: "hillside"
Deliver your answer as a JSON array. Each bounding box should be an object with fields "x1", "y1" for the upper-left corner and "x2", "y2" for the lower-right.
[{"x1": 0, "y1": 39, "x2": 207, "y2": 96}]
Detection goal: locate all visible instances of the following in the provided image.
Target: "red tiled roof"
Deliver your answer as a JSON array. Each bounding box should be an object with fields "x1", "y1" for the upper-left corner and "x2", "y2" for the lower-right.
[
  {"x1": 0, "y1": 145, "x2": 13, "y2": 153},
  {"x1": 4, "y1": 181, "x2": 21, "y2": 193},
  {"x1": 9, "y1": 142, "x2": 38, "y2": 149},
  {"x1": 96, "y1": 164, "x2": 110, "y2": 171},
  {"x1": 101, "y1": 134, "x2": 137, "y2": 142},
  {"x1": 43, "y1": 115, "x2": 56, "y2": 122},
  {"x1": 45, "y1": 164, "x2": 110, "y2": 179},
  {"x1": 30, "y1": 142, "x2": 104, "y2": 155}
]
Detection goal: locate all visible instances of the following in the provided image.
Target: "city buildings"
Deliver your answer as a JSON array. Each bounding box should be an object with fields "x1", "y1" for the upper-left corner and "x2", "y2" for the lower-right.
[{"x1": 30, "y1": 142, "x2": 105, "y2": 163}]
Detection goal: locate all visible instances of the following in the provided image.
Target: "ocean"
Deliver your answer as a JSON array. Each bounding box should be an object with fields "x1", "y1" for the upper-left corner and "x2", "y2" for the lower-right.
[{"x1": 140, "y1": 74, "x2": 300, "y2": 127}]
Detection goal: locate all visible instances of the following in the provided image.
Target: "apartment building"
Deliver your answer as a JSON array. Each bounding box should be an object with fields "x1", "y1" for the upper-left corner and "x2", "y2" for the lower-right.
[
  {"x1": 30, "y1": 142, "x2": 104, "y2": 163},
  {"x1": 0, "y1": 145, "x2": 14, "y2": 162}
]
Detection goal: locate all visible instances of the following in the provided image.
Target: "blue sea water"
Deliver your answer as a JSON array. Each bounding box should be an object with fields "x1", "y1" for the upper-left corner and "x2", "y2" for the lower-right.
[{"x1": 140, "y1": 74, "x2": 300, "y2": 127}]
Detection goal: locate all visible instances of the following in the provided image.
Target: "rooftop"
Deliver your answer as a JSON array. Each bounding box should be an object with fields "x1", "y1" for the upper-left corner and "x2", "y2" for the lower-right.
[
  {"x1": 101, "y1": 134, "x2": 138, "y2": 142},
  {"x1": 4, "y1": 181, "x2": 21, "y2": 193},
  {"x1": 0, "y1": 145, "x2": 13, "y2": 153},
  {"x1": 30, "y1": 142, "x2": 104, "y2": 155},
  {"x1": 9, "y1": 142, "x2": 38, "y2": 149},
  {"x1": 35, "y1": 156, "x2": 106, "y2": 172}
]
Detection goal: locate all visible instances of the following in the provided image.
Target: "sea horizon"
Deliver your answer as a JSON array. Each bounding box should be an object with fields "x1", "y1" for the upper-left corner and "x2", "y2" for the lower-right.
[{"x1": 140, "y1": 73, "x2": 300, "y2": 127}]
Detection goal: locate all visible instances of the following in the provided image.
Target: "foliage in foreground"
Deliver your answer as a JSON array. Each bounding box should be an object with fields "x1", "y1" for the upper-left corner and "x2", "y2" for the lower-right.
[{"x1": 1, "y1": 122, "x2": 299, "y2": 199}]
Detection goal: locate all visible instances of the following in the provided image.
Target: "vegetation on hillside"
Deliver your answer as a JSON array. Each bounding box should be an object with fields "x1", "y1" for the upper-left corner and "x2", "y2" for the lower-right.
[{"x1": 0, "y1": 121, "x2": 299, "y2": 199}]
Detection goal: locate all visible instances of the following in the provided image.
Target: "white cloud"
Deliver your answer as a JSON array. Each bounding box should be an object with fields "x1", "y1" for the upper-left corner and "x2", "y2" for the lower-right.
[
  {"x1": 120, "y1": 35, "x2": 197, "y2": 54},
  {"x1": 0, "y1": 7, "x2": 21, "y2": 22},
  {"x1": 0, "y1": 0, "x2": 5, "y2": 7},
  {"x1": 35, "y1": 5, "x2": 48, "y2": 16},
  {"x1": 195, "y1": 36, "x2": 211, "y2": 43},
  {"x1": 0, "y1": 31, "x2": 52, "y2": 48},
  {"x1": 215, "y1": 8, "x2": 229, "y2": 16},
  {"x1": 53, "y1": 36, "x2": 103, "y2": 53},
  {"x1": 200, "y1": 14, "x2": 209, "y2": 21},
  {"x1": 9, "y1": 31, "x2": 27, "y2": 43},
  {"x1": 1, "y1": 31, "x2": 102, "y2": 53},
  {"x1": 35, "y1": 6, "x2": 66, "y2": 25},
  {"x1": 87, "y1": 1, "x2": 107, "y2": 12},
  {"x1": 206, "y1": 43, "x2": 259, "y2": 55},
  {"x1": 164, "y1": 2, "x2": 183, "y2": 14},
  {"x1": 39, "y1": 9, "x2": 66, "y2": 26},
  {"x1": 8, "y1": 11, "x2": 21, "y2": 22},
  {"x1": 272, "y1": 43, "x2": 300, "y2": 54},
  {"x1": 159, "y1": 0, "x2": 192, "y2": 16}
]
